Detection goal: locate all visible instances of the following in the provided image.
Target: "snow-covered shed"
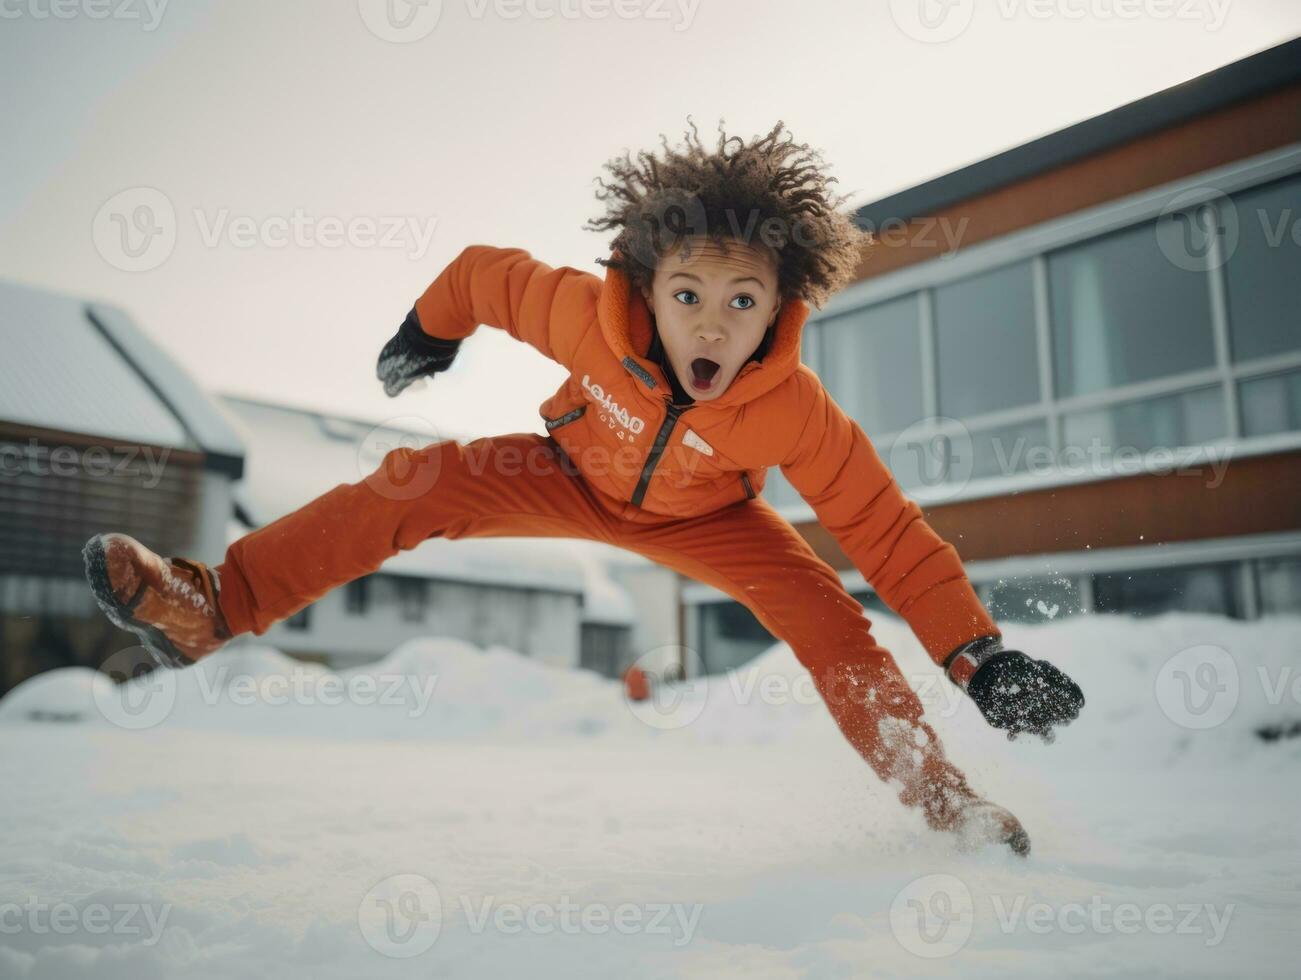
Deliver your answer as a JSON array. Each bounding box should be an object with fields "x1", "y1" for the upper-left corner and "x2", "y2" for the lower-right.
[{"x1": 0, "y1": 278, "x2": 246, "y2": 693}]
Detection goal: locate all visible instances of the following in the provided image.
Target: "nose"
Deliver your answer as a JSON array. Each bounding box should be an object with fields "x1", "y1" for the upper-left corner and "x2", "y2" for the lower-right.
[{"x1": 696, "y1": 321, "x2": 726, "y2": 344}]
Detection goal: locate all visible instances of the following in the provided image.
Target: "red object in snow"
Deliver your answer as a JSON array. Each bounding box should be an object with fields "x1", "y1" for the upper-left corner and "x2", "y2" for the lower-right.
[{"x1": 623, "y1": 664, "x2": 650, "y2": 701}]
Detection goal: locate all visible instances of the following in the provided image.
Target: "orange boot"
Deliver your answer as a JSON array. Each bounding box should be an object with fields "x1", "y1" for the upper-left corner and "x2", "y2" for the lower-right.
[{"x1": 82, "y1": 533, "x2": 233, "y2": 668}]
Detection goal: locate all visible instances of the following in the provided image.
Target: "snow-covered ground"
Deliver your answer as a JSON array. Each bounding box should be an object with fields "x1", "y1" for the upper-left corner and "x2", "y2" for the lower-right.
[{"x1": 1, "y1": 612, "x2": 1299, "y2": 978}]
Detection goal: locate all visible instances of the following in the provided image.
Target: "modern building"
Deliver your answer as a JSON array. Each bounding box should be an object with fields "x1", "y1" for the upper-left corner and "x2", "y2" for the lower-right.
[{"x1": 687, "y1": 36, "x2": 1301, "y2": 673}]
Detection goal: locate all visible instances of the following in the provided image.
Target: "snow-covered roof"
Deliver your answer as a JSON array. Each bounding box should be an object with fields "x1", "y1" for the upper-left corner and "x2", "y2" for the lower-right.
[
  {"x1": 218, "y1": 396, "x2": 639, "y2": 617},
  {"x1": 0, "y1": 278, "x2": 246, "y2": 477}
]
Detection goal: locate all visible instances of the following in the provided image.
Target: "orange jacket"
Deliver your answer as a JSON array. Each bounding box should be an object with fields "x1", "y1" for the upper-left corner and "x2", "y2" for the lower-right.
[{"x1": 414, "y1": 245, "x2": 1000, "y2": 664}]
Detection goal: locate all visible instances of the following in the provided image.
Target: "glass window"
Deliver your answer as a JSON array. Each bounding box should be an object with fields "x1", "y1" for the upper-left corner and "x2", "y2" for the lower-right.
[
  {"x1": 934, "y1": 262, "x2": 1040, "y2": 418},
  {"x1": 580, "y1": 623, "x2": 631, "y2": 678},
  {"x1": 970, "y1": 418, "x2": 1053, "y2": 481},
  {"x1": 761, "y1": 467, "x2": 802, "y2": 509},
  {"x1": 345, "y1": 576, "x2": 371, "y2": 615},
  {"x1": 1256, "y1": 555, "x2": 1301, "y2": 616},
  {"x1": 884, "y1": 417, "x2": 1051, "y2": 491},
  {"x1": 1048, "y1": 219, "x2": 1216, "y2": 398},
  {"x1": 1223, "y1": 173, "x2": 1301, "y2": 363},
  {"x1": 695, "y1": 601, "x2": 774, "y2": 675},
  {"x1": 848, "y1": 589, "x2": 893, "y2": 619},
  {"x1": 817, "y1": 294, "x2": 923, "y2": 436},
  {"x1": 1239, "y1": 368, "x2": 1301, "y2": 438},
  {"x1": 397, "y1": 578, "x2": 427, "y2": 623},
  {"x1": 286, "y1": 606, "x2": 311, "y2": 631},
  {"x1": 986, "y1": 576, "x2": 1084, "y2": 623},
  {"x1": 1093, "y1": 561, "x2": 1243, "y2": 618},
  {"x1": 1062, "y1": 386, "x2": 1226, "y2": 457}
]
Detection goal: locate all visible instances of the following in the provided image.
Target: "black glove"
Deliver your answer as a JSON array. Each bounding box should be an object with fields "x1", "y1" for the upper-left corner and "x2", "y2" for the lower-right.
[
  {"x1": 944, "y1": 635, "x2": 1084, "y2": 742},
  {"x1": 376, "y1": 307, "x2": 463, "y2": 397}
]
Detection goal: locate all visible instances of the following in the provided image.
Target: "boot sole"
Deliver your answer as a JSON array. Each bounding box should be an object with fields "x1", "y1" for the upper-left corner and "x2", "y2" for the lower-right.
[
  {"x1": 1005, "y1": 826, "x2": 1031, "y2": 858},
  {"x1": 82, "y1": 535, "x2": 196, "y2": 670}
]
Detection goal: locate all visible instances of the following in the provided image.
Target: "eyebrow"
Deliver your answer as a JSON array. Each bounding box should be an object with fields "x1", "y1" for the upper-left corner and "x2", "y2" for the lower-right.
[{"x1": 666, "y1": 272, "x2": 766, "y2": 287}]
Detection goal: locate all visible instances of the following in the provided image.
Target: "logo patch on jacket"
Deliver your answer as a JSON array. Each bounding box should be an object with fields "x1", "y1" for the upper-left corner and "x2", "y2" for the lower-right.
[
  {"x1": 580, "y1": 373, "x2": 646, "y2": 438},
  {"x1": 682, "y1": 429, "x2": 713, "y2": 456}
]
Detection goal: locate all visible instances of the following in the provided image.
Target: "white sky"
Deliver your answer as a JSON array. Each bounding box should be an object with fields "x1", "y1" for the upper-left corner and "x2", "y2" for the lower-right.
[{"x1": 2, "y1": 0, "x2": 1299, "y2": 443}]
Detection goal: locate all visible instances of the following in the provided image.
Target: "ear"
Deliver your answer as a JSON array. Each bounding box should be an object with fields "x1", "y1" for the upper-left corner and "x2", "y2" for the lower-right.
[
  {"x1": 639, "y1": 282, "x2": 655, "y2": 315},
  {"x1": 767, "y1": 294, "x2": 782, "y2": 328}
]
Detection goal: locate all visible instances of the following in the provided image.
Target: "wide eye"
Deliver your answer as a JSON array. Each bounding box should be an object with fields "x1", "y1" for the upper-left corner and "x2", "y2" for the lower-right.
[
  {"x1": 672, "y1": 289, "x2": 698, "y2": 305},
  {"x1": 731, "y1": 295, "x2": 756, "y2": 310}
]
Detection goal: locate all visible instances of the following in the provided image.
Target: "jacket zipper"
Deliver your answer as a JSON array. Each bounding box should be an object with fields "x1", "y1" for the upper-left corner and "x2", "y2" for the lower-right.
[
  {"x1": 630, "y1": 401, "x2": 687, "y2": 508},
  {"x1": 740, "y1": 471, "x2": 755, "y2": 499}
]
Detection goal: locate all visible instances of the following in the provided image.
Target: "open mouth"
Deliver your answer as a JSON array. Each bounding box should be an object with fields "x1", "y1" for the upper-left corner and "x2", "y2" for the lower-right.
[{"x1": 689, "y1": 357, "x2": 721, "y2": 392}]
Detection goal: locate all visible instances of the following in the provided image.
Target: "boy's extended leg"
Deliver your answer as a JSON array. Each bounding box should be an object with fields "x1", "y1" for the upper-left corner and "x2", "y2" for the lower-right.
[
  {"x1": 216, "y1": 433, "x2": 617, "y2": 636},
  {"x1": 611, "y1": 494, "x2": 993, "y2": 837}
]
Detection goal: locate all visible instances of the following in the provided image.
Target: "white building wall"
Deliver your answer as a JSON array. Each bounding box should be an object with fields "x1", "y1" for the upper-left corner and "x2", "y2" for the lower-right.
[
  {"x1": 191, "y1": 470, "x2": 236, "y2": 566},
  {"x1": 606, "y1": 563, "x2": 682, "y2": 666},
  {"x1": 257, "y1": 576, "x2": 583, "y2": 668}
]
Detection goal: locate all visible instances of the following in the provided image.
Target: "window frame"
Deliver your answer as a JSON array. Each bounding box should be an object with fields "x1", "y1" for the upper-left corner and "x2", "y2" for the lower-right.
[{"x1": 773, "y1": 143, "x2": 1301, "y2": 521}]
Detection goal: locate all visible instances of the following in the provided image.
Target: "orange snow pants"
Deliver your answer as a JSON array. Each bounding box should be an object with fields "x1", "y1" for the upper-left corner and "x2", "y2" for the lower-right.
[{"x1": 214, "y1": 432, "x2": 980, "y2": 830}]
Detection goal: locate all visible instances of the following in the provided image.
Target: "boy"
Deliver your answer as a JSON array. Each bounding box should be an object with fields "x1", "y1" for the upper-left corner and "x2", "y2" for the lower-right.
[{"x1": 83, "y1": 120, "x2": 1083, "y2": 855}]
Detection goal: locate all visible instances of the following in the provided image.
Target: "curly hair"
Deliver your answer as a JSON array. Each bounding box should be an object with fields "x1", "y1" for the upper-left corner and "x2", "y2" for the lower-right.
[{"x1": 583, "y1": 117, "x2": 872, "y2": 310}]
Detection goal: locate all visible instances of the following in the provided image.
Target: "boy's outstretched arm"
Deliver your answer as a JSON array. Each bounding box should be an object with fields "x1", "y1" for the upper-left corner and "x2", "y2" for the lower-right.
[
  {"x1": 779, "y1": 369, "x2": 1083, "y2": 740},
  {"x1": 378, "y1": 245, "x2": 599, "y2": 396}
]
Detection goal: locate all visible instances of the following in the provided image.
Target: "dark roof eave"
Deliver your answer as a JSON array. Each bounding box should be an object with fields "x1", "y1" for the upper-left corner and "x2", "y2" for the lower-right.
[{"x1": 854, "y1": 35, "x2": 1301, "y2": 228}]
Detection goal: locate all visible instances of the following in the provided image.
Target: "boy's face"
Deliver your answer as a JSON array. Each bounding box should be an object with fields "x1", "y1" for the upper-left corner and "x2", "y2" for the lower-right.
[{"x1": 640, "y1": 237, "x2": 782, "y2": 402}]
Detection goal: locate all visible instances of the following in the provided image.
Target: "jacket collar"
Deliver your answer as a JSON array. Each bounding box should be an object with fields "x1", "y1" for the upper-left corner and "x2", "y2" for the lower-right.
[{"x1": 596, "y1": 250, "x2": 811, "y2": 409}]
